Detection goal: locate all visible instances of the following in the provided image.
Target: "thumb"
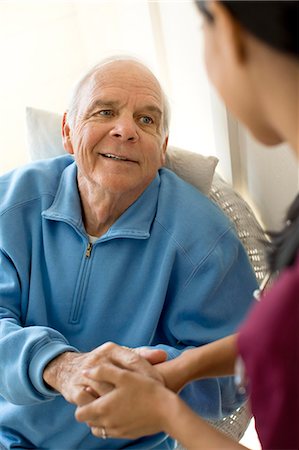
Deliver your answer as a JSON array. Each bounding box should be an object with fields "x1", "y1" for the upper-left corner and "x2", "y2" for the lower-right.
[{"x1": 135, "y1": 347, "x2": 167, "y2": 365}]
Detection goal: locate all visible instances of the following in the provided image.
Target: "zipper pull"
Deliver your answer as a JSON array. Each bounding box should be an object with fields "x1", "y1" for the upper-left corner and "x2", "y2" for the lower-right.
[{"x1": 86, "y1": 242, "x2": 93, "y2": 258}]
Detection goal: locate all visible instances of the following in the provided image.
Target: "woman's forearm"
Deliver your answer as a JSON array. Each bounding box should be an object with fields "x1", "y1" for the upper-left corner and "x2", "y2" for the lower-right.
[
  {"x1": 182, "y1": 334, "x2": 238, "y2": 379},
  {"x1": 77, "y1": 362, "x2": 248, "y2": 449},
  {"x1": 162, "y1": 390, "x2": 248, "y2": 450},
  {"x1": 158, "y1": 334, "x2": 238, "y2": 392}
]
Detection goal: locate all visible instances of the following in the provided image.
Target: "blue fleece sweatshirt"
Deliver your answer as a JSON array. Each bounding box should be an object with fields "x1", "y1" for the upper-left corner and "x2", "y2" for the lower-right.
[{"x1": 0, "y1": 156, "x2": 257, "y2": 449}]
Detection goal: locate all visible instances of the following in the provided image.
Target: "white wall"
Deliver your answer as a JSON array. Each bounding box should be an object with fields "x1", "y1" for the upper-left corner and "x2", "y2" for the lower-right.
[
  {"x1": 0, "y1": 0, "x2": 297, "y2": 231},
  {"x1": 156, "y1": 1, "x2": 216, "y2": 155},
  {"x1": 238, "y1": 127, "x2": 298, "y2": 231},
  {"x1": 0, "y1": 1, "x2": 84, "y2": 172}
]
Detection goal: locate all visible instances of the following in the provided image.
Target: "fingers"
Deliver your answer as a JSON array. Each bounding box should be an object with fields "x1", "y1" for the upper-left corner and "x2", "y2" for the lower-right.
[
  {"x1": 48, "y1": 343, "x2": 164, "y2": 408},
  {"x1": 82, "y1": 377, "x2": 114, "y2": 397},
  {"x1": 90, "y1": 426, "x2": 109, "y2": 440},
  {"x1": 83, "y1": 362, "x2": 128, "y2": 388},
  {"x1": 86, "y1": 342, "x2": 164, "y2": 384},
  {"x1": 76, "y1": 387, "x2": 120, "y2": 426},
  {"x1": 92, "y1": 342, "x2": 164, "y2": 368},
  {"x1": 84, "y1": 386, "x2": 98, "y2": 398},
  {"x1": 85, "y1": 354, "x2": 163, "y2": 386},
  {"x1": 74, "y1": 386, "x2": 98, "y2": 406},
  {"x1": 115, "y1": 347, "x2": 165, "y2": 382},
  {"x1": 70, "y1": 343, "x2": 169, "y2": 441},
  {"x1": 135, "y1": 348, "x2": 167, "y2": 365},
  {"x1": 75, "y1": 371, "x2": 168, "y2": 440},
  {"x1": 75, "y1": 387, "x2": 133, "y2": 436},
  {"x1": 91, "y1": 342, "x2": 143, "y2": 371},
  {"x1": 76, "y1": 396, "x2": 105, "y2": 424},
  {"x1": 76, "y1": 367, "x2": 141, "y2": 423}
]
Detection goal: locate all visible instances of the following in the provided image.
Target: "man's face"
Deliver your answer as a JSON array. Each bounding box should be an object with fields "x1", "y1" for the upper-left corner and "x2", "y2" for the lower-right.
[{"x1": 65, "y1": 61, "x2": 168, "y2": 198}]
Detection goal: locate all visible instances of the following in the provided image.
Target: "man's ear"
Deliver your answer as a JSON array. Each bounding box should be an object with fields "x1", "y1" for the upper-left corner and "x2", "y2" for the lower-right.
[
  {"x1": 161, "y1": 136, "x2": 168, "y2": 165},
  {"x1": 62, "y1": 112, "x2": 74, "y2": 154},
  {"x1": 208, "y1": 1, "x2": 247, "y2": 64}
]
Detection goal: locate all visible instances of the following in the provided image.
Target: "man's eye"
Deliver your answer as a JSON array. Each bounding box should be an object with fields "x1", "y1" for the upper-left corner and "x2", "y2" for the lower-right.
[
  {"x1": 97, "y1": 110, "x2": 113, "y2": 117},
  {"x1": 139, "y1": 116, "x2": 154, "y2": 125}
]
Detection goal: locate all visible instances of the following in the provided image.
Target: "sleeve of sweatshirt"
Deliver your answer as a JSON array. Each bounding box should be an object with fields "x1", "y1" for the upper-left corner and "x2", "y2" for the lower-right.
[
  {"x1": 0, "y1": 250, "x2": 79, "y2": 405},
  {"x1": 148, "y1": 227, "x2": 258, "y2": 420}
]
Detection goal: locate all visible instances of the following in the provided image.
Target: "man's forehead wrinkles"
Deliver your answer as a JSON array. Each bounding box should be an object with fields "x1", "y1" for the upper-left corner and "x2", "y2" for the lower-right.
[
  {"x1": 92, "y1": 66, "x2": 162, "y2": 95},
  {"x1": 86, "y1": 86, "x2": 162, "y2": 109},
  {"x1": 92, "y1": 81, "x2": 161, "y2": 99},
  {"x1": 95, "y1": 63, "x2": 158, "y2": 82},
  {"x1": 87, "y1": 77, "x2": 161, "y2": 97},
  {"x1": 90, "y1": 99, "x2": 118, "y2": 108},
  {"x1": 80, "y1": 65, "x2": 164, "y2": 119}
]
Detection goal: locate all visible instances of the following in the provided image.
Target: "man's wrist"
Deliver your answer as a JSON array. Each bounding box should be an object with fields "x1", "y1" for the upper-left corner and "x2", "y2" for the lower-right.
[{"x1": 43, "y1": 351, "x2": 76, "y2": 392}]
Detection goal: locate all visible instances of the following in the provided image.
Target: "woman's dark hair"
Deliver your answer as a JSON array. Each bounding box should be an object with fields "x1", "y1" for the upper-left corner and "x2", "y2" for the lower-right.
[
  {"x1": 196, "y1": 1, "x2": 299, "y2": 58},
  {"x1": 196, "y1": 1, "x2": 299, "y2": 273},
  {"x1": 267, "y1": 194, "x2": 299, "y2": 273}
]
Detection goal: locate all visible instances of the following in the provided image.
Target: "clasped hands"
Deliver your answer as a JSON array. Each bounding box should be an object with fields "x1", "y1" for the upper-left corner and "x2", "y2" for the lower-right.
[{"x1": 43, "y1": 342, "x2": 179, "y2": 439}]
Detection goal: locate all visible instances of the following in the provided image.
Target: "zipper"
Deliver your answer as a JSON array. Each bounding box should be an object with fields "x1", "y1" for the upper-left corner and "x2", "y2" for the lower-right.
[
  {"x1": 86, "y1": 242, "x2": 93, "y2": 257},
  {"x1": 69, "y1": 242, "x2": 93, "y2": 324}
]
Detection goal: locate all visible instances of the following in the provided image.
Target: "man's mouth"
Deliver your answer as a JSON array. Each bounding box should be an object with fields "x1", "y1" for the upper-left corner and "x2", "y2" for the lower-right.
[
  {"x1": 103, "y1": 153, "x2": 128, "y2": 161},
  {"x1": 100, "y1": 153, "x2": 135, "y2": 163}
]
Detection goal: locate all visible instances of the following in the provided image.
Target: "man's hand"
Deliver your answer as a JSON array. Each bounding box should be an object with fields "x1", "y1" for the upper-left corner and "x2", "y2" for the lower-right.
[
  {"x1": 43, "y1": 346, "x2": 113, "y2": 406},
  {"x1": 43, "y1": 342, "x2": 167, "y2": 406}
]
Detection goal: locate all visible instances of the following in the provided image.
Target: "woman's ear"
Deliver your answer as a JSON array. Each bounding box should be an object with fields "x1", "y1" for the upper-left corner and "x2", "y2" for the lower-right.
[{"x1": 62, "y1": 112, "x2": 74, "y2": 154}]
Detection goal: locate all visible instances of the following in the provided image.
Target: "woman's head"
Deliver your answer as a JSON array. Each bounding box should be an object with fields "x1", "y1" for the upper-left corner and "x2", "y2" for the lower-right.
[
  {"x1": 195, "y1": 1, "x2": 299, "y2": 149},
  {"x1": 197, "y1": 1, "x2": 298, "y2": 58}
]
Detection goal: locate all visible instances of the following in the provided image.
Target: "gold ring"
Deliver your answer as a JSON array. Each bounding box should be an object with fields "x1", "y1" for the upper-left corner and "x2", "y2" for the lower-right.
[{"x1": 101, "y1": 426, "x2": 108, "y2": 439}]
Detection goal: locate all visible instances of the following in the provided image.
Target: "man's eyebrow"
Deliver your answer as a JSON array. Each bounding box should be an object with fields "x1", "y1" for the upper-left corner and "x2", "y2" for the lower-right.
[
  {"x1": 145, "y1": 105, "x2": 162, "y2": 114},
  {"x1": 86, "y1": 99, "x2": 119, "y2": 116},
  {"x1": 139, "y1": 105, "x2": 162, "y2": 118},
  {"x1": 85, "y1": 100, "x2": 163, "y2": 118}
]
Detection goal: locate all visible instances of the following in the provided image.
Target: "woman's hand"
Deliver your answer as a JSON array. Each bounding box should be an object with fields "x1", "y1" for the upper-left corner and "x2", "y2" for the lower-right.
[
  {"x1": 75, "y1": 363, "x2": 247, "y2": 450},
  {"x1": 75, "y1": 364, "x2": 174, "y2": 439}
]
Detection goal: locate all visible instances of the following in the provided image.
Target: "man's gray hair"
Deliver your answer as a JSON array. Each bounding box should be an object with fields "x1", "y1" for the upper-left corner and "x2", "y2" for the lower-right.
[{"x1": 67, "y1": 56, "x2": 170, "y2": 137}]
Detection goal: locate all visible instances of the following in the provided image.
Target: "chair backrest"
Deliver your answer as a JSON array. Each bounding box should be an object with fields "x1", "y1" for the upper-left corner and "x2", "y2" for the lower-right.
[
  {"x1": 203, "y1": 173, "x2": 267, "y2": 442},
  {"x1": 210, "y1": 173, "x2": 267, "y2": 286}
]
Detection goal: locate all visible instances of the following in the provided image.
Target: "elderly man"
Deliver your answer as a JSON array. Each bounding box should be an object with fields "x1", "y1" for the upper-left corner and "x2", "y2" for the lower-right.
[{"x1": 0, "y1": 58, "x2": 257, "y2": 449}]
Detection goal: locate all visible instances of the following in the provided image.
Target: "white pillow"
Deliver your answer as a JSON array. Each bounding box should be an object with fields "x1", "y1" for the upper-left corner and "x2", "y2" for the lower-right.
[
  {"x1": 26, "y1": 107, "x2": 218, "y2": 195},
  {"x1": 26, "y1": 107, "x2": 65, "y2": 161}
]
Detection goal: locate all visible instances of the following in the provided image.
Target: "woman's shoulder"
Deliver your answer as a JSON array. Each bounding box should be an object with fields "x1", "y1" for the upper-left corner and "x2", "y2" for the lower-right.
[
  {"x1": 238, "y1": 251, "x2": 299, "y2": 347},
  {"x1": 237, "y1": 252, "x2": 299, "y2": 449}
]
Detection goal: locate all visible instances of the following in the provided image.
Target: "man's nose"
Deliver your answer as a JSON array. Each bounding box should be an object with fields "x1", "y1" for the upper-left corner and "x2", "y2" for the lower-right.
[{"x1": 109, "y1": 116, "x2": 139, "y2": 142}]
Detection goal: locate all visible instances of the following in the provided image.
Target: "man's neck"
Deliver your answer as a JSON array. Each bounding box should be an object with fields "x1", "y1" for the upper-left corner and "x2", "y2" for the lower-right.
[{"x1": 77, "y1": 174, "x2": 140, "y2": 238}]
